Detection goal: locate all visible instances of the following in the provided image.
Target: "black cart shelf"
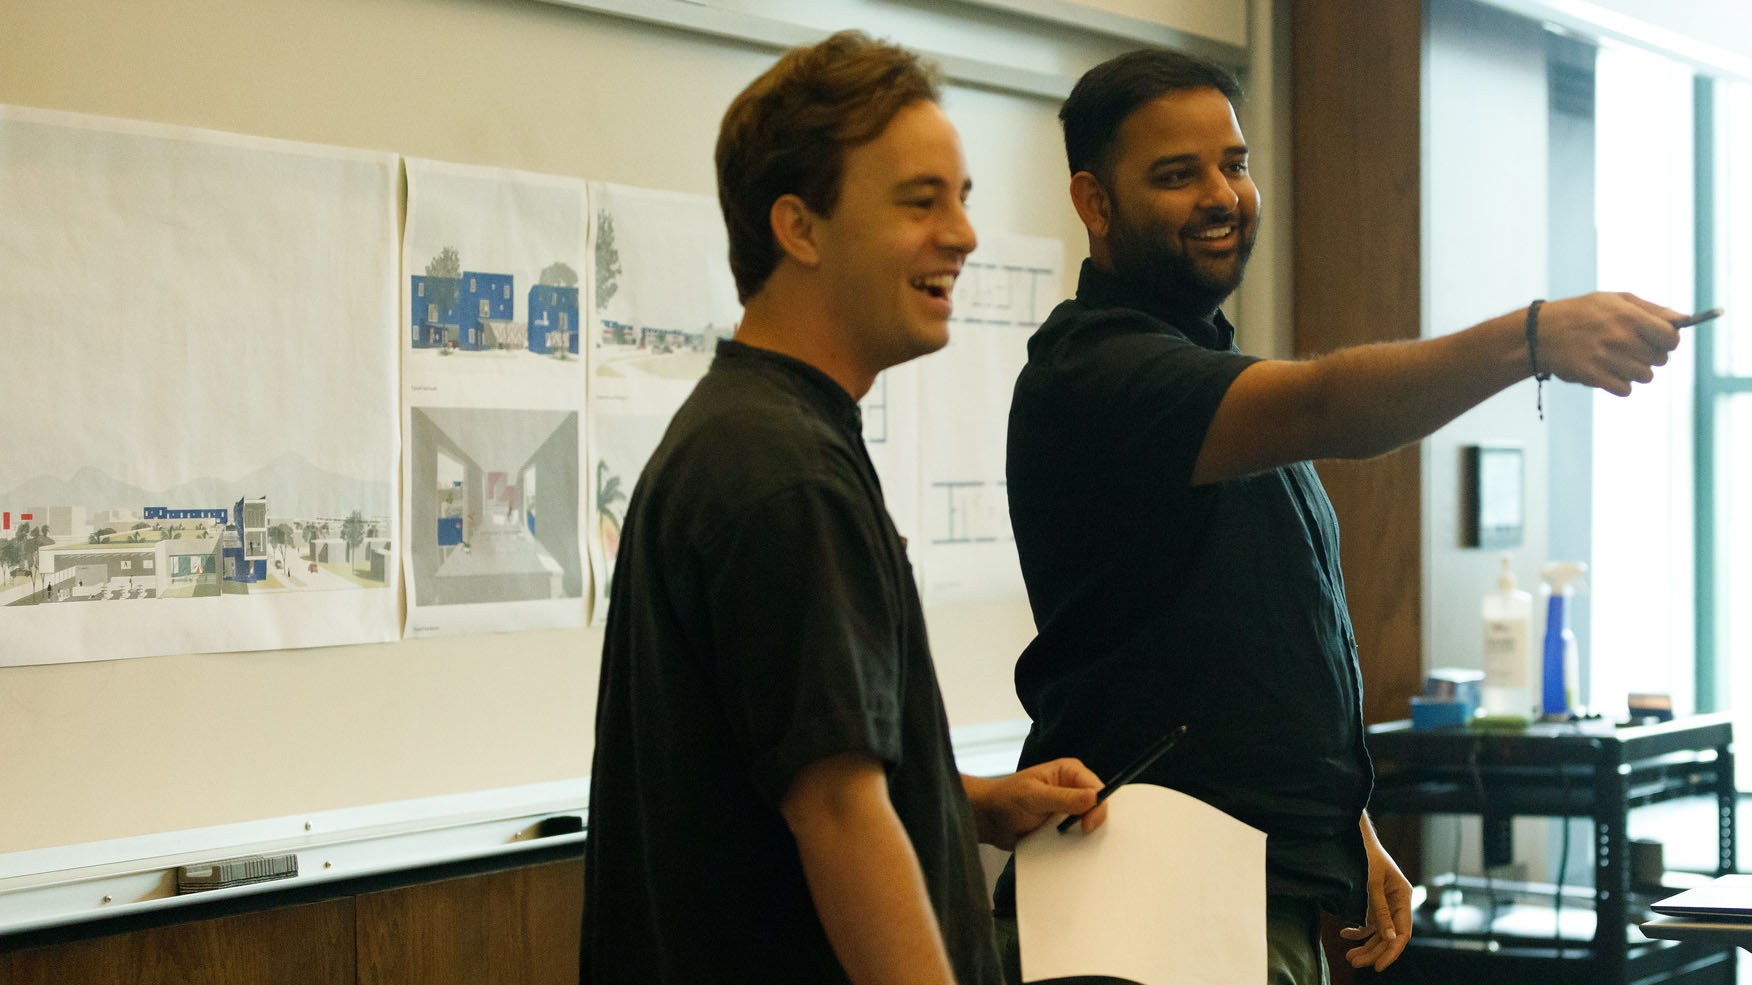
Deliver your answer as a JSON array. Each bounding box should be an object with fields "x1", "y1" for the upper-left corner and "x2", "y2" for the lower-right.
[{"x1": 1364, "y1": 713, "x2": 1737, "y2": 984}]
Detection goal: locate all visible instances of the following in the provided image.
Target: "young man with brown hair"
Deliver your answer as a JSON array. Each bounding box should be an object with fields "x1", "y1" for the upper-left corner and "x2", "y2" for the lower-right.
[{"x1": 584, "y1": 32, "x2": 1105, "y2": 985}]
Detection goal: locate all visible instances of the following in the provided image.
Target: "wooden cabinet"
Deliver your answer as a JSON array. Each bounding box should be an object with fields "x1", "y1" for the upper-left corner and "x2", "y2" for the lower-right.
[
  {"x1": 357, "y1": 859, "x2": 582, "y2": 985},
  {"x1": 1, "y1": 857, "x2": 582, "y2": 985},
  {"x1": 2, "y1": 899, "x2": 354, "y2": 985}
]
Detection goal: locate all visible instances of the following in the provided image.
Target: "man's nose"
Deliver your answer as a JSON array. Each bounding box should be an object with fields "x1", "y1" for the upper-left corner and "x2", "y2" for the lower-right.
[
  {"x1": 1197, "y1": 169, "x2": 1239, "y2": 212},
  {"x1": 940, "y1": 199, "x2": 978, "y2": 255}
]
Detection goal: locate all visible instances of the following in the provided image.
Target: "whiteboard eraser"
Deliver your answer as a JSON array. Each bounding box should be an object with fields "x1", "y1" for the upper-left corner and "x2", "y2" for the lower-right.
[{"x1": 176, "y1": 853, "x2": 299, "y2": 893}]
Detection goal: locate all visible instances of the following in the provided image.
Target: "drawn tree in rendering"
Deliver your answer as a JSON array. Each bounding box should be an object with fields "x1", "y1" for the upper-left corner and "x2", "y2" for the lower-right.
[
  {"x1": 539, "y1": 261, "x2": 578, "y2": 287},
  {"x1": 34, "y1": 526, "x2": 52, "y2": 582},
  {"x1": 425, "y1": 246, "x2": 462, "y2": 323},
  {"x1": 594, "y1": 209, "x2": 621, "y2": 312},
  {"x1": 13, "y1": 522, "x2": 52, "y2": 593},
  {"x1": 0, "y1": 536, "x2": 21, "y2": 582},
  {"x1": 596, "y1": 459, "x2": 626, "y2": 580},
  {"x1": 341, "y1": 511, "x2": 366, "y2": 563},
  {"x1": 268, "y1": 523, "x2": 295, "y2": 570}
]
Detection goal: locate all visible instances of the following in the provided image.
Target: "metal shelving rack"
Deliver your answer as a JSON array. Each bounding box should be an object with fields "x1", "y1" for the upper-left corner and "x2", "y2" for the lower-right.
[{"x1": 1365, "y1": 713, "x2": 1737, "y2": 984}]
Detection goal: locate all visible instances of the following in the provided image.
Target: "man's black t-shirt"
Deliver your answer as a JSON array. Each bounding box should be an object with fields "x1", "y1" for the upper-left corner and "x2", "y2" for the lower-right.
[
  {"x1": 584, "y1": 340, "x2": 999, "y2": 984},
  {"x1": 999, "y1": 261, "x2": 1373, "y2": 920}
]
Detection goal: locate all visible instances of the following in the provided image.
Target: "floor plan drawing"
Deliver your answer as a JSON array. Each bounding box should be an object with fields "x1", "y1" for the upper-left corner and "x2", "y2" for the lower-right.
[{"x1": 916, "y1": 232, "x2": 1063, "y2": 605}]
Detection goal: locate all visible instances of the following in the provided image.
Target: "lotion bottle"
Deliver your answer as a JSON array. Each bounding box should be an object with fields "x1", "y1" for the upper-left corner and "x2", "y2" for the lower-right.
[{"x1": 1481, "y1": 555, "x2": 1533, "y2": 720}]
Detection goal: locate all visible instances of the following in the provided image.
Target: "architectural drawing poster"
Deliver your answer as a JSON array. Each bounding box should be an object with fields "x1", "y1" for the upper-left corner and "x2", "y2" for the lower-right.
[
  {"x1": 862, "y1": 361, "x2": 922, "y2": 553},
  {"x1": 585, "y1": 183, "x2": 741, "y2": 623},
  {"x1": 401, "y1": 159, "x2": 588, "y2": 637},
  {"x1": 916, "y1": 232, "x2": 1062, "y2": 605},
  {"x1": 0, "y1": 105, "x2": 400, "y2": 666}
]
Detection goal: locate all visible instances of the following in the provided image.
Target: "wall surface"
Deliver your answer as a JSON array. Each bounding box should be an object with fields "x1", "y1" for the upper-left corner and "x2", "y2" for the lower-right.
[
  {"x1": 0, "y1": 0, "x2": 1162, "y2": 855},
  {"x1": 1421, "y1": 0, "x2": 1553, "y2": 676}
]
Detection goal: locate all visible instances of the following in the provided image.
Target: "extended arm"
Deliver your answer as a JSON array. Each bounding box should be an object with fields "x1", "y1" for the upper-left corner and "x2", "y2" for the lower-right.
[
  {"x1": 780, "y1": 753, "x2": 957, "y2": 985},
  {"x1": 1192, "y1": 292, "x2": 1686, "y2": 484}
]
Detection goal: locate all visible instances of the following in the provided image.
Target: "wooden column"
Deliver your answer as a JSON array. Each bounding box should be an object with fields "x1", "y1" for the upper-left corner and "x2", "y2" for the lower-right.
[
  {"x1": 1289, "y1": 0, "x2": 1426, "y2": 729},
  {"x1": 1290, "y1": 4, "x2": 1428, "y2": 977}
]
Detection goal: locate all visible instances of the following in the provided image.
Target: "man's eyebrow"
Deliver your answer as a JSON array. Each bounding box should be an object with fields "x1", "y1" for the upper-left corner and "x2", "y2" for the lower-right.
[
  {"x1": 1147, "y1": 153, "x2": 1200, "y2": 171},
  {"x1": 892, "y1": 175, "x2": 974, "y2": 196},
  {"x1": 1147, "y1": 146, "x2": 1250, "y2": 170}
]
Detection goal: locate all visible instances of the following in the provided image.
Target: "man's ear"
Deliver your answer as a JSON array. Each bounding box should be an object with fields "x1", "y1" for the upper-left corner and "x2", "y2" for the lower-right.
[
  {"x1": 1068, "y1": 171, "x2": 1110, "y2": 241},
  {"x1": 769, "y1": 193, "x2": 821, "y2": 269}
]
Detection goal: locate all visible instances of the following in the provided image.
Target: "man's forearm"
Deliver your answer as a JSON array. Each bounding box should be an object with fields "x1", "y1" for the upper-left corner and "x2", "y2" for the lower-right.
[
  {"x1": 1195, "y1": 292, "x2": 1680, "y2": 484},
  {"x1": 1296, "y1": 312, "x2": 1528, "y2": 460},
  {"x1": 961, "y1": 773, "x2": 1000, "y2": 845},
  {"x1": 785, "y1": 757, "x2": 957, "y2": 985},
  {"x1": 1197, "y1": 313, "x2": 1524, "y2": 482}
]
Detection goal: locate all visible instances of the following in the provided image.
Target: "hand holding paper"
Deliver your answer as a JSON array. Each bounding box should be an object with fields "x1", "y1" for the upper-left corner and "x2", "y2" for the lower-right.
[
  {"x1": 1015, "y1": 784, "x2": 1265, "y2": 985},
  {"x1": 964, "y1": 758, "x2": 1107, "y2": 850}
]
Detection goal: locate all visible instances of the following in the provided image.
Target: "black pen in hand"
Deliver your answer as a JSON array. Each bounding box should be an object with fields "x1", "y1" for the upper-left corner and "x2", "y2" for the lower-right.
[
  {"x1": 1674, "y1": 307, "x2": 1724, "y2": 328},
  {"x1": 1057, "y1": 724, "x2": 1188, "y2": 834}
]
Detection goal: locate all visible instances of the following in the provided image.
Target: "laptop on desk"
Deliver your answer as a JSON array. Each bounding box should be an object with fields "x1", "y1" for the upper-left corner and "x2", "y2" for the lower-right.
[{"x1": 1652, "y1": 875, "x2": 1752, "y2": 919}]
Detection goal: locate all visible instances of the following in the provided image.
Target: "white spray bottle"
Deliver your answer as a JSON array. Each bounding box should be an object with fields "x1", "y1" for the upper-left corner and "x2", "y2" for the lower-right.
[{"x1": 1539, "y1": 561, "x2": 1588, "y2": 720}]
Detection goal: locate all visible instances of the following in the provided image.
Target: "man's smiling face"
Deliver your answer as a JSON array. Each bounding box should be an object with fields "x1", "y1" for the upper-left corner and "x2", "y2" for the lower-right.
[
  {"x1": 810, "y1": 99, "x2": 977, "y2": 375},
  {"x1": 1097, "y1": 87, "x2": 1259, "y2": 315}
]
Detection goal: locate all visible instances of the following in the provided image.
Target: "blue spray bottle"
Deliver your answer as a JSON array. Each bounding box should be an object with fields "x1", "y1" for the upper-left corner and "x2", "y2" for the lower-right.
[{"x1": 1539, "y1": 561, "x2": 1588, "y2": 719}]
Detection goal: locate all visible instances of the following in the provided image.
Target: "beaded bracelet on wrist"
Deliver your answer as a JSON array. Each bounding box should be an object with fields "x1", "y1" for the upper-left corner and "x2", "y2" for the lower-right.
[{"x1": 1526, "y1": 299, "x2": 1551, "y2": 420}]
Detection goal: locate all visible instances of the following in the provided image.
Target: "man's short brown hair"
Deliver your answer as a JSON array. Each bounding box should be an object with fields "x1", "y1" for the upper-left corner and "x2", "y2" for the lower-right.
[{"x1": 716, "y1": 30, "x2": 942, "y2": 304}]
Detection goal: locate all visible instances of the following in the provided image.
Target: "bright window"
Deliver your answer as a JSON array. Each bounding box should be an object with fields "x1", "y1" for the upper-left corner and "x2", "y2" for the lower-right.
[
  {"x1": 1711, "y1": 80, "x2": 1752, "y2": 786},
  {"x1": 1590, "y1": 43, "x2": 1697, "y2": 718}
]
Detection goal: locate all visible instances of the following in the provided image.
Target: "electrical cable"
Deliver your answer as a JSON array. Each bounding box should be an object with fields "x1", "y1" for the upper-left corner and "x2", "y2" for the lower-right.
[
  {"x1": 1553, "y1": 742, "x2": 1574, "y2": 977},
  {"x1": 1465, "y1": 739, "x2": 1498, "y2": 949}
]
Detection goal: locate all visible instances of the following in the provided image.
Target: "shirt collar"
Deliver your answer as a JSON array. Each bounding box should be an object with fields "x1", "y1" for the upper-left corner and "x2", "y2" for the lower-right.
[
  {"x1": 713, "y1": 338, "x2": 865, "y2": 434},
  {"x1": 1073, "y1": 259, "x2": 1238, "y2": 351}
]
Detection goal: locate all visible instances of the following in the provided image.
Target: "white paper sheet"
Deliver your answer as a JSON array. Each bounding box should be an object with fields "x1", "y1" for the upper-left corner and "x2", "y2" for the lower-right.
[
  {"x1": 1015, "y1": 783, "x2": 1265, "y2": 985},
  {"x1": 916, "y1": 232, "x2": 1062, "y2": 605},
  {"x1": 584, "y1": 183, "x2": 741, "y2": 624},
  {"x1": 0, "y1": 105, "x2": 400, "y2": 666},
  {"x1": 400, "y1": 159, "x2": 589, "y2": 637}
]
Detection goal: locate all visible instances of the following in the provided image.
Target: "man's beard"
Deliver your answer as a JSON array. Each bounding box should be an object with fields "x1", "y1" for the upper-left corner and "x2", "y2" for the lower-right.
[{"x1": 1108, "y1": 204, "x2": 1254, "y2": 317}]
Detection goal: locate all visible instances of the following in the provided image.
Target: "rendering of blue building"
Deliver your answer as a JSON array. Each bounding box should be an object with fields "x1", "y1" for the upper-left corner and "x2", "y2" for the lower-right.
[
  {"x1": 222, "y1": 496, "x2": 269, "y2": 585},
  {"x1": 456, "y1": 271, "x2": 514, "y2": 351},
  {"x1": 411, "y1": 275, "x2": 463, "y2": 348},
  {"x1": 527, "y1": 284, "x2": 580, "y2": 355}
]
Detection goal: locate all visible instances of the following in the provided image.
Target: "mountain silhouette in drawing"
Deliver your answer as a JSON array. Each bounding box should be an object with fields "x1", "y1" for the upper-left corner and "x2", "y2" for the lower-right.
[
  {"x1": 3, "y1": 455, "x2": 392, "y2": 519},
  {"x1": 3, "y1": 467, "x2": 149, "y2": 510}
]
